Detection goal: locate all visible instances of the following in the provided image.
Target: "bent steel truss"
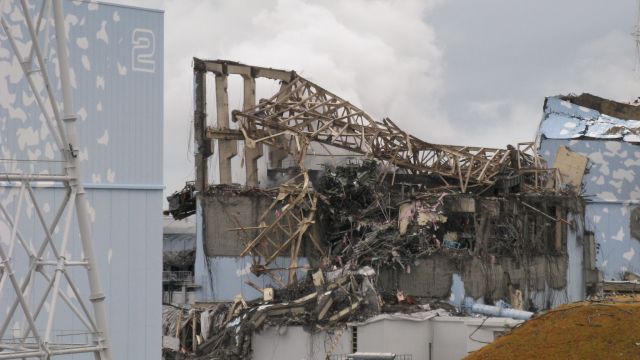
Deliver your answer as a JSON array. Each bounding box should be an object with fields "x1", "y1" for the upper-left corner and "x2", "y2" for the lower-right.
[
  {"x1": 198, "y1": 59, "x2": 547, "y2": 193},
  {"x1": 192, "y1": 59, "x2": 558, "y2": 285}
]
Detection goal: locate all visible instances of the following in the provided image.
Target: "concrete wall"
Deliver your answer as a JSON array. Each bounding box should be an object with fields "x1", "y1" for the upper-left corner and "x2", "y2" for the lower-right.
[
  {"x1": 202, "y1": 193, "x2": 275, "y2": 257},
  {"x1": 356, "y1": 319, "x2": 431, "y2": 359},
  {"x1": 251, "y1": 316, "x2": 521, "y2": 360},
  {"x1": 252, "y1": 326, "x2": 351, "y2": 360},
  {"x1": 379, "y1": 253, "x2": 572, "y2": 310},
  {"x1": 163, "y1": 290, "x2": 196, "y2": 305},
  {"x1": 195, "y1": 195, "x2": 310, "y2": 301},
  {"x1": 431, "y1": 317, "x2": 518, "y2": 359}
]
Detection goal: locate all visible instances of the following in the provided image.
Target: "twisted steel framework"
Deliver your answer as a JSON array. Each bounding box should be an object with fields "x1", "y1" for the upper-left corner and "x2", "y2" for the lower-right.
[
  {"x1": 195, "y1": 59, "x2": 557, "y2": 284},
  {"x1": 0, "y1": 0, "x2": 112, "y2": 358},
  {"x1": 200, "y1": 60, "x2": 547, "y2": 193}
]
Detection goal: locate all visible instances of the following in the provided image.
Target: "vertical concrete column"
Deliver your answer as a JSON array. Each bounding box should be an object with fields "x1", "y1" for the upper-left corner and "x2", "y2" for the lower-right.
[
  {"x1": 216, "y1": 74, "x2": 238, "y2": 184},
  {"x1": 268, "y1": 82, "x2": 291, "y2": 169},
  {"x1": 243, "y1": 76, "x2": 263, "y2": 187},
  {"x1": 193, "y1": 65, "x2": 209, "y2": 193}
]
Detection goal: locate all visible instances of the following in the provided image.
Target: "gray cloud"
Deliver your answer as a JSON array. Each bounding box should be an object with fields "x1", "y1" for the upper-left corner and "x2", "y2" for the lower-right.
[
  {"x1": 109, "y1": 0, "x2": 640, "y2": 201},
  {"x1": 429, "y1": 0, "x2": 640, "y2": 147}
]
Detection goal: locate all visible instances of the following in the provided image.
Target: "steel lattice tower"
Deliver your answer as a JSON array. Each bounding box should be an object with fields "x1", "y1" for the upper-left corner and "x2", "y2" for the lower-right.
[{"x1": 0, "y1": 0, "x2": 112, "y2": 358}]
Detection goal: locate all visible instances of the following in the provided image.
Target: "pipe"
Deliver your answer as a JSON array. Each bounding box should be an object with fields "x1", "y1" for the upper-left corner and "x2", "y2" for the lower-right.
[{"x1": 471, "y1": 303, "x2": 533, "y2": 320}]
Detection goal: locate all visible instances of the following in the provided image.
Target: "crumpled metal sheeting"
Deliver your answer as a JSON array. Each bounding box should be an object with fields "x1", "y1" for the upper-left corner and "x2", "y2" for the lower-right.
[
  {"x1": 199, "y1": 303, "x2": 231, "y2": 340},
  {"x1": 163, "y1": 305, "x2": 190, "y2": 337},
  {"x1": 538, "y1": 96, "x2": 640, "y2": 142},
  {"x1": 347, "y1": 308, "x2": 449, "y2": 326},
  {"x1": 167, "y1": 183, "x2": 197, "y2": 220}
]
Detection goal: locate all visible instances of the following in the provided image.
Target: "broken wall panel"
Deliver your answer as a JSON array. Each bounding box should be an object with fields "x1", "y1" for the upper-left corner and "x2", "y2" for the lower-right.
[
  {"x1": 552, "y1": 146, "x2": 588, "y2": 188},
  {"x1": 198, "y1": 256, "x2": 310, "y2": 301},
  {"x1": 378, "y1": 255, "x2": 568, "y2": 306},
  {"x1": 540, "y1": 137, "x2": 640, "y2": 280},
  {"x1": 202, "y1": 191, "x2": 276, "y2": 257},
  {"x1": 378, "y1": 256, "x2": 456, "y2": 299},
  {"x1": 538, "y1": 96, "x2": 640, "y2": 142}
]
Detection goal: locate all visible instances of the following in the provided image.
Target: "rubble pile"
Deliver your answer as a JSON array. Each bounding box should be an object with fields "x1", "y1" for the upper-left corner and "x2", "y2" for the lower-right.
[
  {"x1": 317, "y1": 161, "x2": 461, "y2": 270},
  {"x1": 163, "y1": 158, "x2": 583, "y2": 359},
  {"x1": 314, "y1": 161, "x2": 578, "y2": 271},
  {"x1": 163, "y1": 60, "x2": 604, "y2": 359},
  {"x1": 166, "y1": 266, "x2": 441, "y2": 360}
]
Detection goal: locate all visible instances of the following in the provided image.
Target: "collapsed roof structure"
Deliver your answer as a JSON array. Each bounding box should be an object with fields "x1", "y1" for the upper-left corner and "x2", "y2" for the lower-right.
[{"x1": 164, "y1": 59, "x2": 639, "y2": 359}]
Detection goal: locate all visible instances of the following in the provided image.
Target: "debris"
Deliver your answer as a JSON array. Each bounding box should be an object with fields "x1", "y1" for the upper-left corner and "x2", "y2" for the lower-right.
[
  {"x1": 166, "y1": 160, "x2": 583, "y2": 358},
  {"x1": 623, "y1": 271, "x2": 640, "y2": 283},
  {"x1": 166, "y1": 60, "x2": 599, "y2": 359},
  {"x1": 166, "y1": 182, "x2": 197, "y2": 220},
  {"x1": 233, "y1": 72, "x2": 552, "y2": 192},
  {"x1": 263, "y1": 288, "x2": 274, "y2": 302},
  {"x1": 163, "y1": 336, "x2": 180, "y2": 352}
]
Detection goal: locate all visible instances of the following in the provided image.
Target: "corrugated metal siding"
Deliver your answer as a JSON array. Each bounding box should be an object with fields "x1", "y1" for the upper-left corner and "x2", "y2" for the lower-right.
[{"x1": 0, "y1": 0, "x2": 163, "y2": 358}]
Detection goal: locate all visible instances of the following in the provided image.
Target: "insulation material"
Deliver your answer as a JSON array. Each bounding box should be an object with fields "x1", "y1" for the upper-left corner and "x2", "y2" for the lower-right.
[{"x1": 552, "y1": 146, "x2": 588, "y2": 188}]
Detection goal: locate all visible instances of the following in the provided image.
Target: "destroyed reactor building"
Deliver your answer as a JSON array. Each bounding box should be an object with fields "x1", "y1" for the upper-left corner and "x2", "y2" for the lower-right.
[{"x1": 165, "y1": 59, "x2": 637, "y2": 359}]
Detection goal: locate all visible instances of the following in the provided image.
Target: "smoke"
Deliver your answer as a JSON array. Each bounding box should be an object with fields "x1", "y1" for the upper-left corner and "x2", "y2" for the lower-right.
[
  {"x1": 225, "y1": 0, "x2": 448, "y2": 133},
  {"x1": 110, "y1": 0, "x2": 640, "y2": 200},
  {"x1": 148, "y1": 0, "x2": 450, "y2": 197}
]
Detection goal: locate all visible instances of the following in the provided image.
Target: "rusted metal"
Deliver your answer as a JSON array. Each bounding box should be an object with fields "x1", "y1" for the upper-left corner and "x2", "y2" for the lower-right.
[
  {"x1": 191, "y1": 59, "x2": 560, "y2": 285},
  {"x1": 232, "y1": 75, "x2": 547, "y2": 192}
]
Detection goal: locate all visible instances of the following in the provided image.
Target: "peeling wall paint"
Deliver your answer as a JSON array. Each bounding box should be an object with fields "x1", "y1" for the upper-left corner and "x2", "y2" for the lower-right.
[{"x1": 0, "y1": 1, "x2": 163, "y2": 359}]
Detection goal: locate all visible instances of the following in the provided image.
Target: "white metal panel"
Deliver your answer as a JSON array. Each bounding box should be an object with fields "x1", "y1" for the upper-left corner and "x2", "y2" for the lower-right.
[{"x1": 0, "y1": 0, "x2": 163, "y2": 358}]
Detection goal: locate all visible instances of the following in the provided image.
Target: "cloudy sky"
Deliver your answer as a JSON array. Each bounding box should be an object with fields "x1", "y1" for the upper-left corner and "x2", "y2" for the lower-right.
[{"x1": 110, "y1": 0, "x2": 640, "y2": 199}]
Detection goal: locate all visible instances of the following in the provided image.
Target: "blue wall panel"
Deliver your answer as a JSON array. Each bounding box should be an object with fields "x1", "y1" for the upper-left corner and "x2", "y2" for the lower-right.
[
  {"x1": 539, "y1": 97, "x2": 640, "y2": 280},
  {"x1": 0, "y1": 1, "x2": 163, "y2": 358}
]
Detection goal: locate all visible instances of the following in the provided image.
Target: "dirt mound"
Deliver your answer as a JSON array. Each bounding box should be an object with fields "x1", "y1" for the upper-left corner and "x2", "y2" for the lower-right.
[{"x1": 466, "y1": 297, "x2": 640, "y2": 360}]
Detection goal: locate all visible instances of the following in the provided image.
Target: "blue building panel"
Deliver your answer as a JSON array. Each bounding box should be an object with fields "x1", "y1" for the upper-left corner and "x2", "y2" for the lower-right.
[
  {"x1": 538, "y1": 96, "x2": 640, "y2": 280},
  {"x1": 0, "y1": 1, "x2": 163, "y2": 358}
]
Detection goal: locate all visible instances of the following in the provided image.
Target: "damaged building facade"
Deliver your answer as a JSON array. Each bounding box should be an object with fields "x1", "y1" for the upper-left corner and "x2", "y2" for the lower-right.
[
  {"x1": 538, "y1": 94, "x2": 640, "y2": 283},
  {"x1": 162, "y1": 59, "x2": 634, "y2": 359}
]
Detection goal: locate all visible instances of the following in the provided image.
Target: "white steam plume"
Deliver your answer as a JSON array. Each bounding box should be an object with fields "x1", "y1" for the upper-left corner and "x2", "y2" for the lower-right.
[{"x1": 155, "y1": 0, "x2": 450, "y2": 196}]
